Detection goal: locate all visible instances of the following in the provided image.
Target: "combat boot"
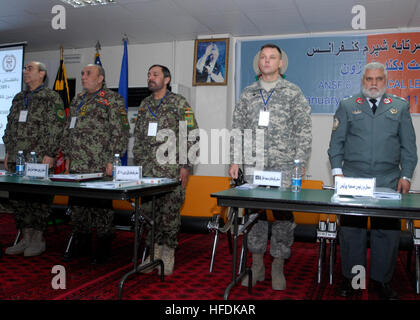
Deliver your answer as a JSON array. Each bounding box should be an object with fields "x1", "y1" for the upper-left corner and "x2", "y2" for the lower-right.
[
  {"x1": 159, "y1": 244, "x2": 175, "y2": 276},
  {"x1": 62, "y1": 233, "x2": 92, "y2": 262},
  {"x1": 241, "y1": 253, "x2": 265, "y2": 287},
  {"x1": 92, "y1": 234, "x2": 113, "y2": 264},
  {"x1": 271, "y1": 257, "x2": 286, "y2": 290},
  {"x1": 140, "y1": 243, "x2": 163, "y2": 273},
  {"x1": 24, "y1": 230, "x2": 46, "y2": 257},
  {"x1": 5, "y1": 228, "x2": 34, "y2": 255}
]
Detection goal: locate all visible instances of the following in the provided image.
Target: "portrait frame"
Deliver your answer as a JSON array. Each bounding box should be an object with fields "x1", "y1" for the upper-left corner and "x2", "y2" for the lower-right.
[{"x1": 193, "y1": 38, "x2": 229, "y2": 86}]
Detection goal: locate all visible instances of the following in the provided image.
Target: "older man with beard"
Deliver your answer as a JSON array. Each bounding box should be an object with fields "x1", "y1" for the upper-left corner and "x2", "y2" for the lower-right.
[{"x1": 328, "y1": 62, "x2": 417, "y2": 300}]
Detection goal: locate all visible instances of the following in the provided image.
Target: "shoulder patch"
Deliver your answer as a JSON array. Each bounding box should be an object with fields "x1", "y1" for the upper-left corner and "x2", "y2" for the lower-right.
[{"x1": 55, "y1": 104, "x2": 66, "y2": 121}]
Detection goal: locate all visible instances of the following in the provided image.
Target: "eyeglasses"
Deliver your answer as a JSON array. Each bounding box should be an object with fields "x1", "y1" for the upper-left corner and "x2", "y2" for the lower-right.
[{"x1": 23, "y1": 65, "x2": 35, "y2": 71}]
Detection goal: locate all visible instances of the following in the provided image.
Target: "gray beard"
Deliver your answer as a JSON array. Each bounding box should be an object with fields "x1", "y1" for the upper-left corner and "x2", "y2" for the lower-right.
[{"x1": 362, "y1": 86, "x2": 386, "y2": 99}]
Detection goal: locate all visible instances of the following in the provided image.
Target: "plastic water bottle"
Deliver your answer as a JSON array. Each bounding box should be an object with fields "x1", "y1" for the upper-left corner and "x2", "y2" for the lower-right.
[
  {"x1": 291, "y1": 159, "x2": 303, "y2": 192},
  {"x1": 16, "y1": 150, "x2": 25, "y2": 176},
  {"x1": 29, "y1": 151, "x2": 37, "y2": 163},
  {"x1": 113, "y1": 153, "x2": 121, "y2": 181}
]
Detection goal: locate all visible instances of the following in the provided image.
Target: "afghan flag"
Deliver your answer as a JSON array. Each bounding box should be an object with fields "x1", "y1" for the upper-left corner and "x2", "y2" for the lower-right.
[{"x1": 53, "y1": 58, "x2": 70, "y2": 174}]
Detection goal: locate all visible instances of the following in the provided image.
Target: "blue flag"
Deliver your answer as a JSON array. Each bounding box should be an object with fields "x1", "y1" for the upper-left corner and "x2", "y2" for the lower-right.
[
  {"x1": 118, "y1": 39, "x2": 129, "y2": 165},
  {"x1": 94, "y1": 52, "x2": 102, "y2": 66}
]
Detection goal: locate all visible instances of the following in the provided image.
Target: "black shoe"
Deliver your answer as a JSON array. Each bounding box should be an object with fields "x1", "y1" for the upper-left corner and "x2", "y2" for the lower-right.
[
  {"x1": 62, "y1": 233, "x2": 92, "y2": 262},
  {"x1": 92, "y1": 234, "x2": 112, "y2": 265},
  {"x1": 371, "y1": 280, "x2": 398, "y2": 300},
  {"x1": 338, "y1": 278, "x2": 356, "y2": 297}
]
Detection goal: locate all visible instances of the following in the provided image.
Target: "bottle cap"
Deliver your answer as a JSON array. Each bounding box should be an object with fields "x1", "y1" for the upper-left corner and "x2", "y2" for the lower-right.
[{"x1": 115, "y1": 154, "x2": 120, "y2": 157}]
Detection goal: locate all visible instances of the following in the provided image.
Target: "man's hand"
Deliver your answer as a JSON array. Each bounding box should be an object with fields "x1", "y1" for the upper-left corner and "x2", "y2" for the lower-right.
[
  {"x1": 4, "y1": 152, "x2": 8, "y2": 171},
  {"x1": 106, "y1": 162, "x2": 113, "y2": 176},
  {"x1": 42, "y1": 155, "x2": 54, "y2": 169},
  {"x1": 229, "y1": 164, "x2": 239, "y2": 179},
  {"x1": 397, "y1": 178, "x2": 411, "y2": 194},
  {"x1": 179, "y1": 168, "x2": 190, "y2": 189}
]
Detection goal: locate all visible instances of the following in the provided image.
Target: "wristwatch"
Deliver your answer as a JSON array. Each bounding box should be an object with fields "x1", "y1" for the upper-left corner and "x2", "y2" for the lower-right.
[{"x1": 401, "y1": 176, "x2": 412, "y2": 182}]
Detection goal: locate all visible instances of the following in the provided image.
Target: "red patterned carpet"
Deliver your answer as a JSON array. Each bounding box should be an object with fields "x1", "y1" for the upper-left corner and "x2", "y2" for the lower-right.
[{"x1": 0, "y1": 212, "x2": 419, "y2": 301}]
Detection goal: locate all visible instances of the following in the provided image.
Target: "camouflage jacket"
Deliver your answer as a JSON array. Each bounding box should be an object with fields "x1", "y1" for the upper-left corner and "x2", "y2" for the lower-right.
[
  {"x1": 62, "y1": 86, "x2": 129, "y2": 173},
  {"x1": 3, "y1": 86, "x2": 66, "y2": 163},
  {"x1": 133, "y1": 91, "x2": 199, "y2": 179},
  {"x1": 231, "y1": 77, "x2": 312, "y2": 183}
]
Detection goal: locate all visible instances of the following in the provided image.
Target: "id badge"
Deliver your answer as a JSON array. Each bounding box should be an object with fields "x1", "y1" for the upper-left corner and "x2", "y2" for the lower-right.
[
  {"x1": 148, "y1": 122, "x2": 158, "y2": 136},
  {"x1": 258, "y1": 110, "x2": 270, "y2": 127},
  {"x1": 19, "y1": 110, "x2": 28, "y2": 122},
  {"x1": 69, "y1": 117, "x2": 77, "y2": 129}
]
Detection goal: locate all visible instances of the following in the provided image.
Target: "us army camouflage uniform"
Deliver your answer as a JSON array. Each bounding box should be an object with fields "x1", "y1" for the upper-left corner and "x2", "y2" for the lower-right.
[
  {"x1": 133, "y1": 91, "x2": 198, "y2": 248},
  {"x1": 3, "y1": 86, "x2": 66, "y2": 231},
  {"x1": 232, "y1": 77, "x2": 312, "y2": 259},
  {"x1": 62, "y1": 86, "x2": 129, "y2": 236}
]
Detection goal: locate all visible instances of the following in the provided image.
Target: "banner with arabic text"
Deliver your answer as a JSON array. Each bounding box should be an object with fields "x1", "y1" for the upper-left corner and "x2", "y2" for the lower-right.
[{"x1": 236, "y1": 32, "x2": 420, "y2": 114}]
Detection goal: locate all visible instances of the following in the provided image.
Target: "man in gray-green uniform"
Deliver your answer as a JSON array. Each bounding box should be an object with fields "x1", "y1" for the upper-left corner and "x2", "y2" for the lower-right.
[
  {"x1": 4, "y1": 61, "x2": 66, "y2": 257},
  {"x1": 133, "y1": 64, "x2": 198, "y2": 275},
  {"x1": 328, "y1": 62, "x2": 417, "y2": 300},
  {"x1": 61, "y1": 64, "x2": 129, "y2": 264},
  {"x1": 229, "y1": 44, "x2": 312, "y2": 290}
]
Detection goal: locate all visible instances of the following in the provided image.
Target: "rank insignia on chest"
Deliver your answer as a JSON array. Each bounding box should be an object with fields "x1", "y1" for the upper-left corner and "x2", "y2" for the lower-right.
[
  {"x1": 383, "y1": 98, "x2": 392, "y2": 104},
  {"x1": 389, "y1": 108, "x2": 398, "y2": 114},
  {"x1": 352, "y1": 109, "x2": 362, "y2": 115},
  {"x1": 332, "y1": 116, "x2": 340, "y2": 131},
  {"x1": 356, "y1": 97, "x2": 365, "y2": 104}
]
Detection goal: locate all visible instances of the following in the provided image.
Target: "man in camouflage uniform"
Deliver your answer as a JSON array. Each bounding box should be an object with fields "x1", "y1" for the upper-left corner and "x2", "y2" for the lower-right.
[
  {"x1": 133, "y1": 64, "x2": 198, "y2": 275},
  {"x1": 4, "y1": 61, "x2": 66, "y2": 257},
  {"x1": 328, "y1": 62, "x2": 417, "y2": 300},
  {"x1": 61, "y1": 64, "x2": 129, "y2": 264},
  {"x1": 229, "y1": 44, "x2": 312, "y2": 290}
]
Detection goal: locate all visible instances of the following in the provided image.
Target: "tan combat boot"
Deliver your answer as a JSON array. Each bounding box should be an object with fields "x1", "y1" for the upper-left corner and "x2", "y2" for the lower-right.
[
  {"x1": 159, "y1": 244, "x2": 175, "y2": 276},
  {"x1": 140, "y1": 244, "x2": 162, "y2": 273},
  {"x1": 271, "y1": 257, "x2": 286, "y2": 290},
  {"x1": 24, "y1": 230, "x2": 46, "y2": 257},
  {"x1": 5, "y1": 228, "x2": 34, "y2": 255},
  {"x1": 241, "y1": 253, "x2": 265, "y2": 287}
]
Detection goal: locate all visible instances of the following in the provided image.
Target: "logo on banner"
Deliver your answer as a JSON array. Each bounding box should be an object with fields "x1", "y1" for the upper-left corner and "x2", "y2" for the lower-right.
[{"x1": 2, "y1": 55, "x2": 16, "y2": 72}]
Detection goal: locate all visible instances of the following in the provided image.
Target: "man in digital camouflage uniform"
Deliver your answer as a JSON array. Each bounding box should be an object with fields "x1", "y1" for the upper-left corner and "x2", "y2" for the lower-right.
[
  {"x1": 61, "y1": 64, "x2": 129, "y2": 264},
  {"x1": 4, "y1": 61, "x2": 66, "y2": 257},
  {"x1": 328, "y1": 62, "x2": 417, "y2": 300},
  {"x1": 133, "y1": 64, "x2": 198, "y2": 275},
  {"x1": 229, "y1": 44, "x2": 312, "y2": 290}
]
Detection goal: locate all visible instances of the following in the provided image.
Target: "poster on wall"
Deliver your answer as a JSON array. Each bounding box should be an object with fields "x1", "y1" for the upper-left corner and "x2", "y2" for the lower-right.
[
  {"x1": 193, "y1": 38, "x2": 229, "y2": 86},
  {"x1": 237, "y1": 32, "x2": 420, "y2": 114}
]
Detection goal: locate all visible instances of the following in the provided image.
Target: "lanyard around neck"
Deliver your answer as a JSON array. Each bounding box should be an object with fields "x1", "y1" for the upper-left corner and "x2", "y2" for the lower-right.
[
  {"x1": 260, "y1": 89, "x2": 274, "y2": 111},
  {"x1": 147, "y1": 91, "x2": 169, "y2": 118},
  {"x1": 76, "y1": 88, "x2": 102, "y2": 113},
  {"x1": 24, "y1": 84, "x2": 44, "y2": 108}
]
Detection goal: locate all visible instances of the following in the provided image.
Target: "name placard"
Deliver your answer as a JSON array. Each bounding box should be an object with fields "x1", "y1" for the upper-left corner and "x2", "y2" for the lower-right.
[
  {"x1": 25, "y1": 163, "x2": 48, "y2": 179},
  {"x1": 335, "y1": 176, "x2": 375, "y2": 197},
  {"x1": 253, "y1": 170, "x2": 282, "y2": 187},
  {"x1": 115, "y1": 166, "x2": 142, "y2": 181}
]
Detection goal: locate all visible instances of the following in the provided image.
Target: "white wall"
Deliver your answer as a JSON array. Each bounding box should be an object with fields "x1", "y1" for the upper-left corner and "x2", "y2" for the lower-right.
[{"x1": 25, "y1": 35, "x2": 420, "y2": 190}]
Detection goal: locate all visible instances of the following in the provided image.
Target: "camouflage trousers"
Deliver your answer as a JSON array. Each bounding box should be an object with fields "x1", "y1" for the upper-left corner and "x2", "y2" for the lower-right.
[
  {"x1": 140, "y1": 185, "x2": 185, "y2": 249},
  {"x1": 247, "y1": 210, "x2": 296, "y2": 259},
  {"x1": 8, "y1": 193, "x2": 53, "y2": 232},
  {"x1": 69, "y1": 198, "x2": 114, "y2": 236}
]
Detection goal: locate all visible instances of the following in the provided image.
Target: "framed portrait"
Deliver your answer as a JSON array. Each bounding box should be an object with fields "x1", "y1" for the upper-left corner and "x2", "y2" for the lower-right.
[{"x1": 193, "y1": 38, "x2": 229, "y2": 86}]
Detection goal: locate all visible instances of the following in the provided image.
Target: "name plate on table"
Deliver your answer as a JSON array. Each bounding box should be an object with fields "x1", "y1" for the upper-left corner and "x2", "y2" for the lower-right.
[
  {"x1": 25, "y1": 163, "x2": 48, "y2": 179},
  {"x1": 335, "y1": 176, "x2": 375, "y2": 197},
  {"x1": 115, "y1": 166, "x2": 142, "y2": 181},
  {"x1": 253, "y1": 170, "x2": 282, "y2": 187}
]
